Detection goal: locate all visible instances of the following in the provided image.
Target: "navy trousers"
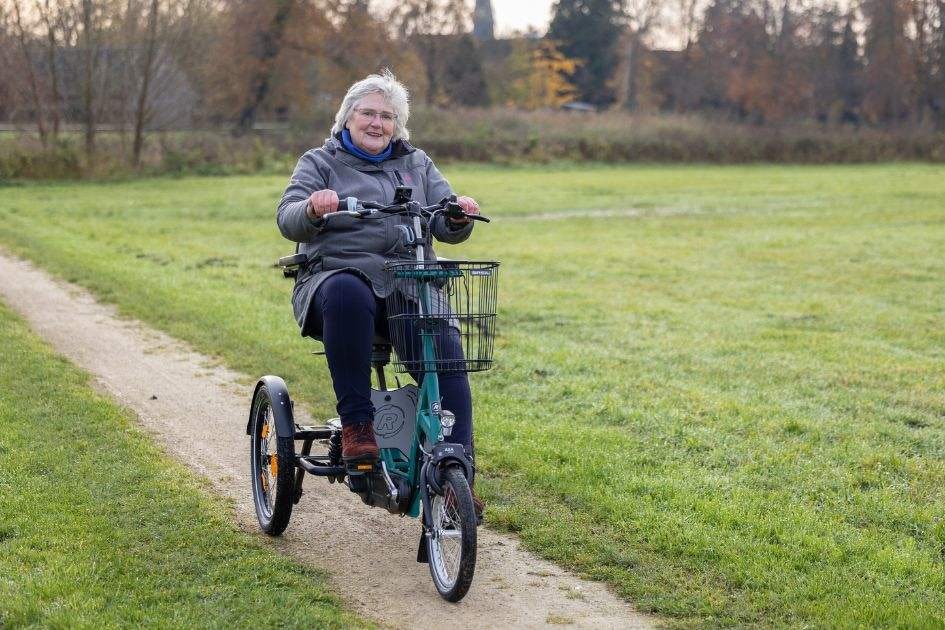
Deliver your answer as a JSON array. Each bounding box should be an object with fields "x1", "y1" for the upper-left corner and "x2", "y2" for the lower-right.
[{"x1": 309, "y1": 272, "x2": 473, "y2": 450}]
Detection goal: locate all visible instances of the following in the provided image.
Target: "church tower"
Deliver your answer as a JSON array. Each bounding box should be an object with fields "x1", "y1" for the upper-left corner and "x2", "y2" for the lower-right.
[{"x1": 473, "y1": 0, "x2": 494, "y2": 41}]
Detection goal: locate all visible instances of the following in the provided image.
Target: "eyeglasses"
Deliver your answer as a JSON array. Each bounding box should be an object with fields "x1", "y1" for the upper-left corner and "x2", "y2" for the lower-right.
[{"x1": 354, "y1": 108, "x2": 397, "y2": 123}]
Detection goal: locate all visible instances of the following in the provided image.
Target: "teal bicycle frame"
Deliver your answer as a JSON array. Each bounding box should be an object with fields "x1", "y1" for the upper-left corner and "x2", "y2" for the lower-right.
[
  {"x1": 251, "y1": 192, "x2": 489, "y2": 602},
  {"x1": 378, "y1": 214, "x2": 466, "y2": 518}
]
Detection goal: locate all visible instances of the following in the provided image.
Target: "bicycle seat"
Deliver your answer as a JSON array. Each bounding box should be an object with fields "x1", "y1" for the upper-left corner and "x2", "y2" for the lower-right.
[
  {"x1": 310, "y1": 333, "x2": 391, "y2": 347},
  {"x1": 311, "y1": 333, "x2": 392, "y2": 366}
]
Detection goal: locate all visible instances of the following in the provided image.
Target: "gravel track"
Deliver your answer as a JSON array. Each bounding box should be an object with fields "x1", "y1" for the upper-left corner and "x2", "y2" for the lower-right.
[{"x1": 0, "y1": 249, "x2": 653, "y2": 629}]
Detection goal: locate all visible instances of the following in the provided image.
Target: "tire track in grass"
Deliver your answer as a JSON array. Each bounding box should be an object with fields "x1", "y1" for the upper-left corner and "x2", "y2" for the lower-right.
[
  {"x1": 504, "y1": 207, "x2": 697, "y2": 221},
  {"x1": 0, "y1": 249, "x2": 653, "y2": 630}
]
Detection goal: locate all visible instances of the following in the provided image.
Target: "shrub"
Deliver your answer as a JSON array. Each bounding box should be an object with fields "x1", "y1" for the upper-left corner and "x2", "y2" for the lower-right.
[{"x1": 1, "y1": 110, "x2": 944, "y2": 181}]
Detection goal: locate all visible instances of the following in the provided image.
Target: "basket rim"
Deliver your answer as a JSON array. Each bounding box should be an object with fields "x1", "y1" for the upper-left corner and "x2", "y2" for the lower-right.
[{"x1": 384, "y1": 259, "x2": 500, "y2": 269}]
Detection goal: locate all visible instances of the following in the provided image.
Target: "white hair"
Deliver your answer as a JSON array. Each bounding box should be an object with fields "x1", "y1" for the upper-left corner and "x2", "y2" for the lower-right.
[{"x1": 331, "y1": 69, "x2": 411, "y2": 141}]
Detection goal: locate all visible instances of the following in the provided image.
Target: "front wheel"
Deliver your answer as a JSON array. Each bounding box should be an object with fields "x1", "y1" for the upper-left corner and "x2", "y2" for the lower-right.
[
  {"x1": 426, "y1": 465, "x2": 477, "y2": 601},
  {"x1": 250, "y1": 385, "x2": 296, "y2": 535}
]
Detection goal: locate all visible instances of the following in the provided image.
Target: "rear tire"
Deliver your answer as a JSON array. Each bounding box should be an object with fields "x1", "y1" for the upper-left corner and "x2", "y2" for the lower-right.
[
  {"x1": 250, "y1": 385, "x2": 295, "y2": 535},
  {"x1": 426, "y1": 465, "x2": 477, "y2": 601}
]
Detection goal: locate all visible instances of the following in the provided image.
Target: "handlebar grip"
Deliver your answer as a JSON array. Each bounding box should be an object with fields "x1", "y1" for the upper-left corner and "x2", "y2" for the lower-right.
[
  {"x1": 336, "y1": 197, "x2": 356, "y2": 212},
  {"x1": 446, "y1": 202, "x2": 490, "y2": 224}
]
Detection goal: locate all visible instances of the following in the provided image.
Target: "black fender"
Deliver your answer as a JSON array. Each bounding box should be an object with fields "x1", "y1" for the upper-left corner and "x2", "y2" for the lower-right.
[
  {"x1": 247, "y1": 375, "x2": 295, "y2": 438},
  {"x1": 424, "y1": 442, "x2": 474, "y2": 493}
]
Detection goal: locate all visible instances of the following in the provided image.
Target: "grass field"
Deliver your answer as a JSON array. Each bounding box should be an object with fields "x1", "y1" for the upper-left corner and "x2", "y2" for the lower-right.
[
  {"x1": 1, "y1": 163, "x2": 944, "y2": 627},
  {"x1": 0, "y1": 303, "x2": 366, "y2": 628}
]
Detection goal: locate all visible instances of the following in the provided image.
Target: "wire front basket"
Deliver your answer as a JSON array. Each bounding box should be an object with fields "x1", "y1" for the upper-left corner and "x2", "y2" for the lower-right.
[{"x1": 385, "y1": 260, "x2": 499, "y2": 374}]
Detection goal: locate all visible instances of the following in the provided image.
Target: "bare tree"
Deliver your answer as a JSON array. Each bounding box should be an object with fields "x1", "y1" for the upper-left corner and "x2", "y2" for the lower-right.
[
  {"x1": 80, "y1": 0, "x2": 96, "y2": 152},
  {"x1": 613, "y1": 0, "x2": 664, "y2": 110},
  {"x1": 389, "y1": 0, "x2": 471, "y2": 104},
  {"x1": 908, "y1": 0, "x2": 945, "y2": 124},
  {"x1": 677, "y1": 0, "x2": 706, "y2": 49},
  {"x1": 36, "y1": 0, "x2": 65, "y2": 139},
  {"x1": 11, "y1": 0, "x2": 48, "y2": 143},
  {"x1": 132, "y1": 0, "x2": 159, "y2": 164}
]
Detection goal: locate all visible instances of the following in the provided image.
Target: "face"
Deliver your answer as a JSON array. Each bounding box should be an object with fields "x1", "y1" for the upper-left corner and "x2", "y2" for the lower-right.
[{"x1": 347, "y1": 92, "x2": 395, "y2": 155}]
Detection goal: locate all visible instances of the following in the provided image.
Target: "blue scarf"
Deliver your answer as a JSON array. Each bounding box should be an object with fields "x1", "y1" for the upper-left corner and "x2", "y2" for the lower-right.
[{"x1": 341, "y1": 128, "x2": 393, "y2": 163}]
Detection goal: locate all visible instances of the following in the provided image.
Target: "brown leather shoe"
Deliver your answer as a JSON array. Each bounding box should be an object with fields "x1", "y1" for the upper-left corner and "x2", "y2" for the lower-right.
[{"x1": 341, "y1": 422, "x2": 379, "y2": 463}]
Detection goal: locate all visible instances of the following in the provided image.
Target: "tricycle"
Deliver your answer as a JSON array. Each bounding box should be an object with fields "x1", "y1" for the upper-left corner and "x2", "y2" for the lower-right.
[{"x1": 247, "y1": 191, "x2": 497, "y2": 601}]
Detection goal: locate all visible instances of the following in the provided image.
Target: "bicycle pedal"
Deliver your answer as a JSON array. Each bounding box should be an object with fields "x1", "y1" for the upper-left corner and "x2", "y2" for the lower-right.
[{"x1": 345, "y1": 461, "x2": 376, "y2": 474}]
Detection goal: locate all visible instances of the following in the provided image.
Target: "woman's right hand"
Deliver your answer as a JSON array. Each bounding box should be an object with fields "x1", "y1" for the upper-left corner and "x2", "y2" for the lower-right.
[{"x1": 307, "y1": 189, "x2": 340, "y2": 219}]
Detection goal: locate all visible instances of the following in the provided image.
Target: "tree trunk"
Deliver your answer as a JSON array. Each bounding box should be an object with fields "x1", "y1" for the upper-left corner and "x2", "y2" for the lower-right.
[
  {"x1": 41, "y1": 0, "x2": 62, "y2": 139},
  {"x1": 133, "y1": 0, "x2": 160, "y2": 166},
  {"x1": 421, "y1": 36, "x2": 440, "y2": 105},
  {"x1": 82, "y1": 0, "x2": 96, "y2": 155},
  {"x1": 11, "y1": 0, "x2": 48, "y2": 145},
  {"x1": 613, "y1": 31, "x2": 636, "y2": 111},
  {"x1": 235, "y1": 0, "x2": 294, "y2": 135}
]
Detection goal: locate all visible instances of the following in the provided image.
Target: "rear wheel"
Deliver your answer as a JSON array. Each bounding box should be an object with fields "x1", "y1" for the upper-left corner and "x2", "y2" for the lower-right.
[
  {"x1": 250, "y1": 385, "x2": 295, "y2": 535},
  {"x1": 426, "y1": 465, "x2": 477, "y2": 602}
]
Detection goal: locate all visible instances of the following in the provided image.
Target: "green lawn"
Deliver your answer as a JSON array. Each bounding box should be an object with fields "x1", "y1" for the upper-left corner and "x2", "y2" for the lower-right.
[
  {"x1": 0, "y1": 303, "x2": 367, "y2": 628},
  {"x1": 2, "y1": 163, "x2": 945, "y2": 627}
]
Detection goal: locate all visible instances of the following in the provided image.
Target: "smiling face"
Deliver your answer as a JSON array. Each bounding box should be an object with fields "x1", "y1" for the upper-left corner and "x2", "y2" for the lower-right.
[{"x1": 346, "y1": 92, "x2": 395, "y2": 155}]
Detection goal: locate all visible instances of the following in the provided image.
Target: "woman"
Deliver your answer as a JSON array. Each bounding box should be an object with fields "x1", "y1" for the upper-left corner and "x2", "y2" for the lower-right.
[{"x1": 275, "y1": 71, "x2": 482, "y2": 507}]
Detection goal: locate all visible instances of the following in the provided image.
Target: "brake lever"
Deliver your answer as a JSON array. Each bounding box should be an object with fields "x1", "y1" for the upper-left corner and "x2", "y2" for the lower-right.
[{"x1": 322, "y1": 209, "x2": 366, "y2": 219}]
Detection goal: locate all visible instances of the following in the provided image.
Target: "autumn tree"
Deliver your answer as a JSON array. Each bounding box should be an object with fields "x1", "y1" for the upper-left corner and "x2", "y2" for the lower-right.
[
  {"x1": 862, "y1": 0, "x2": 914, "y2": 123},
  {"x1": 518, "y1": 39, "x2": 580, "y2": 108},
  {"x1": 298, "y1": 1, "x2": 420, "y2": 104},
  {"x1": 548, "y1": 0, "x2": 623, "y2": 105},
  {"x1": 233, "y1": 0, "x2": 296, "y2": 133},
  {"x1": 765, "y1": 1, "x2": 815, "y2": 122},
  {"x1": 693, "y1": 0, "x2": 763, "y2": 115},
  {"x1": 203, "y1": 0, "x2": 329, "y2": 129}
]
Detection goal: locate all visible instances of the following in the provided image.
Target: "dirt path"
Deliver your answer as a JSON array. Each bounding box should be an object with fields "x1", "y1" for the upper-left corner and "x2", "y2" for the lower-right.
[{"x1": 0, "y1": 250, "x2": 654, "y2": 629}]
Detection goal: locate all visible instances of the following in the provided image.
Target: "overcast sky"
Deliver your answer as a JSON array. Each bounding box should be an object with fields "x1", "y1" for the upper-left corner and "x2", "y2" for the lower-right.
[{"x1": 491, "y1": 0, "x2": 555, "y2": 36}]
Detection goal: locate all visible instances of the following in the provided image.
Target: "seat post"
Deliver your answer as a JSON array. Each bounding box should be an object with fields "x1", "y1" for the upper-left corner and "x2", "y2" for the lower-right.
[
  {"x1": 374, "y1": 363, "x2": 387, "y2": 390},
  {"x1": 371, "y1": 343, "x2": 392, "y2": 390}
]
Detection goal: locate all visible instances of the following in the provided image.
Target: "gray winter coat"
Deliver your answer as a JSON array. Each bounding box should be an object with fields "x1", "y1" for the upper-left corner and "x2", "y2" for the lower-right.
[{"x1": 276, "y1": 135, "x2": 473, "y2": 336}]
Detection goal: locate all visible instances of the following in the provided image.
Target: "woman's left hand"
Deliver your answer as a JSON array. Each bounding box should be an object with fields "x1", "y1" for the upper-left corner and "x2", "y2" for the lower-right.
[{"x1": 452, "y1": 196, "x2": 480, "y2": 224}]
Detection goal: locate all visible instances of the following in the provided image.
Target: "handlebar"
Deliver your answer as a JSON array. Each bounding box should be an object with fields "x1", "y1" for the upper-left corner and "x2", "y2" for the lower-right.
[{"x1": 332, "y1": 195, "x2": 490, "y2": 223}]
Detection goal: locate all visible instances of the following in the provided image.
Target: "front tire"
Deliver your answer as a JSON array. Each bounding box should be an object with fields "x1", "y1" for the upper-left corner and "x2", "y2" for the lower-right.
[
  {"x1": 426, "y1": 465, "x2": 477, "y2": 601},
  {"x1": 250, "y1": 385, "x2": 295, "y2": 535}
]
